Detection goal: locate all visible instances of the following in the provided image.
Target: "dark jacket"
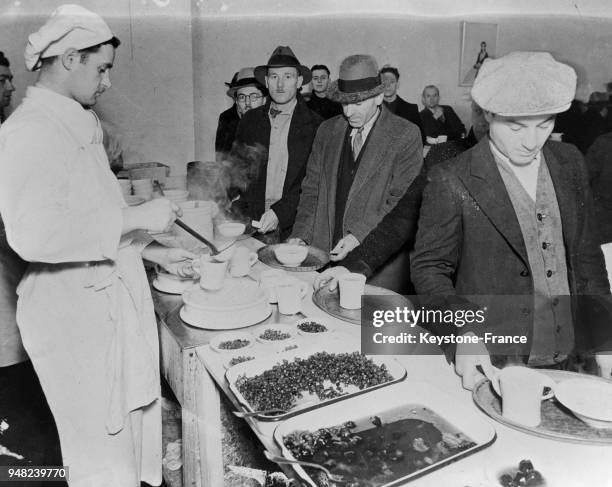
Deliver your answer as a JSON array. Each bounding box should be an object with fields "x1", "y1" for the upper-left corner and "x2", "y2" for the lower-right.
[
  {"x1": 232, "y1": 97, "x2": 322, "y2": 237},
  {"x1": 585, "y1": 131, "x2": 612, "y2": 244},
  {"x1": 215, "y1": 105, "x2": 240, "y2": 154},
  {"x1": 420, "y1": 105, "x2": 465, "y2": 141},
  {"x1": 307, "y1": 95, "x2": 343, "y2": 120},
  {"x1": 410, "y1": 137, "x2": 612, "y2": 359},
  {"x1": 384, "y1": 96, "x2": 424, "y2": 142}
]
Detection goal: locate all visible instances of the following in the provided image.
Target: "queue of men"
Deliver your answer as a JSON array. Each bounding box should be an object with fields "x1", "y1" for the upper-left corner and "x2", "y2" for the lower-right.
[{"x1": 1, "y1": 4, "x2": 612, "y2": 486}]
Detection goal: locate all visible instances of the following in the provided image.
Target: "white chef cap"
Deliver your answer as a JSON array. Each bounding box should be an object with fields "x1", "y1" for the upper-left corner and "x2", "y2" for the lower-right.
[{"x1": 24, "y1": 4, "x2": 115, "y2": 72}]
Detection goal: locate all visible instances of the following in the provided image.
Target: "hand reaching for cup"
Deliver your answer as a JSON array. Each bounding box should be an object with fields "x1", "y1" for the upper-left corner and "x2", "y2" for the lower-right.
[
  {"x1": 454, "y1": 333, "x2": 498, "y2": 391},
  {"x1": 123, "y1": 198, "x2": 181, "y2": 234},
  {"x1": 313, "y1": 266, "x2": 350, "y2": 291},
  {"x1": 330, "y1": 234, "x2": 360, "y2": 261}
]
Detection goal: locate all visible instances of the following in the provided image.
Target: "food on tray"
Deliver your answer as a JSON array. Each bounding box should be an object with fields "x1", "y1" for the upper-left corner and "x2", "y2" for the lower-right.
[
  {"x1": 283, "y1": 407, "x2": 476, "y2": 487},
  {"x1": 297, "y1": 321, "x2": 328, "y2": 333},
  {"x1": 235, "y1": 352, "x2": 393, "y2": 412},
  {"x1": 498, "y1": 459, "x2": 545, "y2": 486},
  {"x1": 259, "y1": 329, "x2": 292, "y2": 341},
  {"x1": 218, "y1": 338, "x2": 251, "y2": 350},
  {"x1": 228, "y1": 356, "x2": 256, "y2": 367}
]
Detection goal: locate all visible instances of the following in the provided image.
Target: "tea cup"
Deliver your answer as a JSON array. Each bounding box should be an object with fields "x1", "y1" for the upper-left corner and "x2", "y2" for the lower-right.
[
  {"x1": 229, "y1": 247, "x2": 258, "y2": 277},
  {"x1": 275, "y1": 278, "x2": 308, "y2": 315},
  {"x1": 259, "y1": 269, "x2": 287, "y2": 303},
  {"x1": 338, "y1": 273, "x2": 366, "y2": 309},
  {"x1": 197, "y1": 255, "x2": 228, "y2": 291}
]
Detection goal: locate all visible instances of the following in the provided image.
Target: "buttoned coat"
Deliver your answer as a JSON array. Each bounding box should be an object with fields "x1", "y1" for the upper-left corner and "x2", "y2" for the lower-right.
[
  {"x1": 292, "y1": 106, "x2": 422, "y2": 253},
  {"x1": 411, "y1": 137, "x2": 612, "y2": 357},
  {"x1": 232, "y1": 97, "x2": 322, "y2": 237}
]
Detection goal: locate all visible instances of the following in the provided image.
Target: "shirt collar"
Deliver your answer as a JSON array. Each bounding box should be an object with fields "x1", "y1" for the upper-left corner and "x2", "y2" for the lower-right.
[
  {"x1": 489, "y1": 139, "x2": 541, "y2": 167},
  {"x1": 26, "y1": 85, "x2": 102, "y2": 145},
  {"x1": 270, "y1": 97, "x2": 298, "y2": 116}
]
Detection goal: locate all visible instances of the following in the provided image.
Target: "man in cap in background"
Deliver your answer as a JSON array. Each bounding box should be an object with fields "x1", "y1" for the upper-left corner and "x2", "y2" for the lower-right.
[
  {"x1": 215, "y1": 67, "x2": 267, "y2": 153},
  {"x1": 380, "y1": 65, "x2": 424, "y2": 142},
  {"x1": 0, "y1": 5, "x2": 192, "y2": 485},
  {"x1": 410, "y1": 51, "x2": 612, "y2": 389},
  {"x1": 0, "y1": 51, "x2": 15, "y2": 124},
  {"x1": 232, "y1": 46, "x2": 322, "y2": 241},
  {"x1": 306, "y1": 64, "x2": 342, "y2": 120},
  {"x1": 290, "y1": 54, "x2": 422, "y2": 287}
]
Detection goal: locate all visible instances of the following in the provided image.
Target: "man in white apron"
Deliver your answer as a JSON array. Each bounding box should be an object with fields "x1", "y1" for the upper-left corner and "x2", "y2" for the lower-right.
[{"x1": 0, "y1": 5, "x2": 193, "y2": 486}]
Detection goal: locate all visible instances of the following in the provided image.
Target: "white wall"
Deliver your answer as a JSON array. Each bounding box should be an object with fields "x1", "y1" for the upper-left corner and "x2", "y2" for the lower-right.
[{"x1": 193, "y1": 12, "x2": 612, "y2": 162}]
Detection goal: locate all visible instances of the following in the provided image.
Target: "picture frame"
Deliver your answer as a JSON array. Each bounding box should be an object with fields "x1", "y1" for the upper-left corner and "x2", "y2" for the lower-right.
[{"x1": 459, "y1": 21, "x2": 498, "y2": 86}]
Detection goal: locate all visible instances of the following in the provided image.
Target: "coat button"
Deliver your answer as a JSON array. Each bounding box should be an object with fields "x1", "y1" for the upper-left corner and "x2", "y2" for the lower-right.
[
  {"x1": 556, "y1": 325, "x2": 561, "y2": 332},
  {"x1": 542, "y1": 242, "x2": 548, "y2": 249},
  {"x1": 520, "y1": 269, "x2": 530, "y2": 277},
  {"x1": 546, "y1": 270, "x2": 553, "y2": 277},
  {"x1": 537, "y1": 213, "x2": 543, "y2": 221}
]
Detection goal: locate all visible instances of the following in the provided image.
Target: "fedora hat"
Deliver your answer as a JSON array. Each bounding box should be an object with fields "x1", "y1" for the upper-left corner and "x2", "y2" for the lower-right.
[
  {"x1": 254, "y1": 46, "x2": 311, "y2": 85},
  {"x1": 328, "y1": 54, "x2": 384, "y2": 104},
  {"x1": 226, "y1": 67, "x2": 266, "y2": 97}
]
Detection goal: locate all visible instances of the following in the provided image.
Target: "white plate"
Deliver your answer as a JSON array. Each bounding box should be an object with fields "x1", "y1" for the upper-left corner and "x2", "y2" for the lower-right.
[
  {"x1": 555, "y1": 378, "x2": 612, "y2": 428},
  {"x1": 180, "y1": 303, "x2": 271, "y2": 330},
  {"x1": 274, "y1": 381, "x2": 496, "y2": 487},
  {"x1": 152, "y1": 272, "x2": 197, "y2": 294}
]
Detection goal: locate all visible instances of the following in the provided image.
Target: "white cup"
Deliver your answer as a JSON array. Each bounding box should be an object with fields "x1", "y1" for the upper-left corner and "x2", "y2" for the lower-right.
[
  {"x1": 492, "y1": 366, "x2": 555, "y2": 427},
  {"x1": 338, "y1": 273, "x2": 366, "y2": 309},
  {"x1": 259, "y1": 269, "x2": 287, "y2": 303},
  {"x1": 117, "y1": 178, "x2": 131, "y2": 196},
  {"x1": 198, "y1": 255, "x2": 228, "y2": 291},
  {"x1": 275, "y1": 278, "x2": 308, "y2": 315},
  {"x1": 229, "y1": 247, "x2": 258, "y2": 277}
]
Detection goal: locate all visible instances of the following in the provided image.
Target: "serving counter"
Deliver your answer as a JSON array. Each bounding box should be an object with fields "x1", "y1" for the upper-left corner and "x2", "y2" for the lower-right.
[{"x1": 153, "y1": 238, "x2": 612, "y2": 487}]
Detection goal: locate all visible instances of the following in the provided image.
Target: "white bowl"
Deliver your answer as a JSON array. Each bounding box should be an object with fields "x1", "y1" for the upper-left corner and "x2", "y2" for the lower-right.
[
  {"x1": 217, "y1": 222, "x2": 246, "y2": 238},
  {"x1": 273, "y1": 244, "x2": 308, "y2": 267},
  {"x1": 163, "y1": 189, "x2": 189, "y2": 203},
  {"x1": 555, "y1": 377, "x2": 612, "y2": 429},
  {"x1": 295, "y1": 317, "x2": 336, "y2": 336},
  {"x1": 209, "y1": 331, "x2": 254, "y2": 353},
  {"x1": 255, "y1": 324, "x2": 296, "y2": 345}
]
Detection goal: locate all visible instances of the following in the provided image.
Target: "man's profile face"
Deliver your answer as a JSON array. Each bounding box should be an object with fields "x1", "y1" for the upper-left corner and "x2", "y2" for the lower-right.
[
  {"x1": 235, "y1": 85, "x2": 265, "y2": 117},
  {"x1": 486, "y1": 112, "x2": 555, "y2": 166},
  {"x1": 265, "y1": 67, "x2": 302, "y2": 105},
  {"x1": 342, "y1": 94, "x2": 383, "y2": 128},
  {"x1": 422, "y1": 87, "x2": 439, "y2": 109},
  {"x1": 70, "y1": 44, "x2": 115, "y2": 107},
  {"x1": 381, "y1": 72, "x2": 398, "y2": 99},
  {"x1": 0, "y1": 65, "x2": 15, "y2": 109},
  {"x1": 311, "y1": 69, "x2": 329, "y2": 94}
]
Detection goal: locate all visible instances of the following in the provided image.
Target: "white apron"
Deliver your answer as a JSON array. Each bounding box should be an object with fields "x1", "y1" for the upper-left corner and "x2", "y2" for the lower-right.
[{"x1": 0, "y1": 86, "x2": 162, "y2": 487}]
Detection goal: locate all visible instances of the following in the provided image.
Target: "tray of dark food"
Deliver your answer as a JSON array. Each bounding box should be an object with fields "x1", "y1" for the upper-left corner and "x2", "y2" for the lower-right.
[
  {"x1": 227, "y1": 343, "x2": 407, "y2": 421},
  {"x1": 273, "y1": 380, "x2": 496, "y2": 487},
  {"x1": 312, "y1": 285, "x2": 412, "y2": 325},
  {"x1": 225, "y1": 355, "x2": 257, "y2": 369},
  {"x1": 295, "y1": 317, "x2": 337, "y2": 335},
  {"x1": 473, "y1": 369, "x2": 612, "y2": 444},
  {"x1": 496, "y1": 459, "x2": 546, "y2": 487},
  {"x1": 258, "y1": 244, "x2": 330, "y2": 272}
]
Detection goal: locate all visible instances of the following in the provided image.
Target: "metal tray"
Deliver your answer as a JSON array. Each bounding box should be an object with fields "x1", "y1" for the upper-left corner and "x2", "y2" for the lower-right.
[
  {"x1": 473, "y1": 369, "x2": 612, "y2": 445},
  {"x1": 258, "y1": 244, "x2": 329, "y2": 272},
  {"x1": 274, "y1": 380, "x2": 496, "y2": 487},
  {"x1": 312, "y1": 284, "x2": 412, "y2": 325},
  {"x1": 227, "y1": 342, "x2": 407, "y2": 422}
]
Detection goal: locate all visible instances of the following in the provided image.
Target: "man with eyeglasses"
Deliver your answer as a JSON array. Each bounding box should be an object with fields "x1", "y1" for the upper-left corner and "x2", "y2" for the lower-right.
[
  {"x1": 215, "y1": 67, "x2": 267, "y2": 153},
  {"x1": 232, "y1": 46, "x2": 322, "y2": 240}
]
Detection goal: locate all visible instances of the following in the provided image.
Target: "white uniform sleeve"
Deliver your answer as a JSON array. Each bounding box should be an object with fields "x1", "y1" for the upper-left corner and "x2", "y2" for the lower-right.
[{"x1": 0, "y1": 120, "x2": 122, "y2": 263}]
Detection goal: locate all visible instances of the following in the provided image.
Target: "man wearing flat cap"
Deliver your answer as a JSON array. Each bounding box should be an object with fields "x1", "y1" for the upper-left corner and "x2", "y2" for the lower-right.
[
  {"x1": 0, "y1": 5, "x2": 193, "y2": 485},
  {"x1": 290, "y1": 54, "x2": 422, "y2": 285},
  {"x1": 215, "y1": 67, "x2": 267, "y2": 153},
  {"x1": 232, "y1": 46, "x2": 322, "y2": 240},
  {"x1": 410, "y1": 51, "x2": 612, "y2": 388}
]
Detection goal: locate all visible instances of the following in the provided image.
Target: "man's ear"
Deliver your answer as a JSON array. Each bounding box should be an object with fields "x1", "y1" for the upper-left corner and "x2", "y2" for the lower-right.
[
  {"x1": 61, "y1": 48, "x2": 80, "y2": 70},
  {"x1": 374, "y1": 93, "x2": 385, "y2": 106},
  {"x1": 297, "y1": 75, "x2": 303, "y2": 89},
  {"x1": 483, "y1": 110, "x2": 495, "y2": 124},
  {"x1": 265, "y1": 77, "x2": 270, "y2": 89}
]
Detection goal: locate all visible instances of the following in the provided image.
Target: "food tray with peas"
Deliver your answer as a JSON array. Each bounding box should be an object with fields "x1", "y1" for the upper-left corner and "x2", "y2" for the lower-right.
[{"x1": 226, "y1": 342, "x2": 407, "y2": 422}]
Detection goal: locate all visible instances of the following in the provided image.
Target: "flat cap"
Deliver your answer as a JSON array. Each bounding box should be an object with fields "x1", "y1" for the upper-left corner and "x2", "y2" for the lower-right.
[
  {"x1": 471, "y1": 51, "x2": 576, "y2": 117},
  {"x1": 25, "y1": 4, "x2": 114, "y2": 71}
]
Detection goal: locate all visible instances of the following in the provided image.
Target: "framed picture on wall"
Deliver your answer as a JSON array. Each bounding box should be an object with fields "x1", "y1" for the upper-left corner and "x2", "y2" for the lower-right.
[{"x1": 459, "y1": 21, "x2": 498, "y2": 86}]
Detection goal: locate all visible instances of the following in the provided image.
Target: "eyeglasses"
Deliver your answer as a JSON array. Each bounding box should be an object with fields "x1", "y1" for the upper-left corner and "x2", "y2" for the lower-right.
[{"x1": 236, "y1": 93, "x2": 263, "y2": 103}]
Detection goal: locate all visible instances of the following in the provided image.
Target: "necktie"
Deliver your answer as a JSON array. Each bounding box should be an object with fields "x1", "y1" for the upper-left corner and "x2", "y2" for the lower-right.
[
  {"x1": 352, "y1": 127, "x2": 364, "y2": 159},
  {"x1": 269, "y1": 107, "x2": 282, "y2": 119}
]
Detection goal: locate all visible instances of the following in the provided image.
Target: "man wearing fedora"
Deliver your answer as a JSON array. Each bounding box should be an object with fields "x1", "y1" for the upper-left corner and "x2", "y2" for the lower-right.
[
  {"x1": 232, "y1": 46, "x2": 322, "y2": 240},
  {"x1": 215, "y1": 67, "x2": 267, "y2": 153},
  {"x1": 290, "y1": 54, "x2": 422, "y2": 275},
  {"x1": 410, "y1": 51, "x2": 612, "y2": 389}
]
